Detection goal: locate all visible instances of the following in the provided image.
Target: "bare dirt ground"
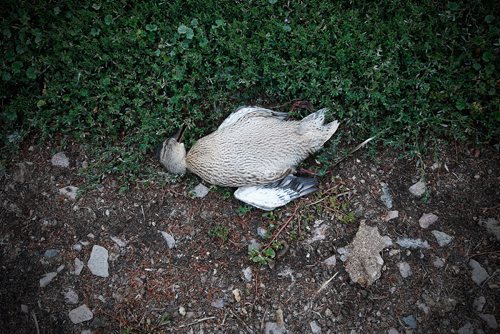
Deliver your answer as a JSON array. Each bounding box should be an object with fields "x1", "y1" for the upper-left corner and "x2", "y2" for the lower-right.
[{"x1": 1, "y1": 142, "x2": 499, "y2": 334}]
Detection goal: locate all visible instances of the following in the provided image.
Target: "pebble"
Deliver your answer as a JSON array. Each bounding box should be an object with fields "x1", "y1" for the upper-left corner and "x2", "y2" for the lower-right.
[
  {"x1": 402, "y1": 315, "x2": 417, "y2": 329},
  {"x1": 111, "y1": 236, "x2": 127, "y2": 247},
  {"x1": 232, "y1": 289, "x2": 241, "y2": 303},
  {"x1": 323, "y1": 255, "x2": 336, "y2": 268},
  {"x1": 396, "y1": 238, "x2": 430, "y2": 249},
  {"x1": 383, "y1": 210, "x2": 399, "y2": 222},
  {"x1": 68, "y1": 304, "x2": 93, "y2": 324},
  {"x1": 179, "y1": 306, "x2": 186, "y2": 316},
  {"x1": 44, "y1": 249, "x2": 59, "y2": 258},
  {"x1": 418, "y1": 213, "x2": 438, "y2": 228},
  {"x1": 59, "y1": 186, "x2": 79, "y2": 200},
  {"x1": 457, "y1": 322, "x2": 474, "y2": 334},
  {"x1": 64, "y1": 289, "x2": 79, "y2": 304},
  {"x1": 310, "y1": 320, "x2": 322, "y2": 334},
  {"x1": 160, "y1": 231, "x2": 176, "y2": 249},
  {"x1": 398, "y1": 262, "x2": 412, "y2": 278},
  {"x1": 469, "y1": 259, "x2": 489, "y2": 285},
  {"x1": 242, "y1": 267, "x2": 252, "y2": 282},
  {"x1": 417, "y1": 302, "x2": 429, "y2": 314},
  {"x1": 51, "y1": 152, "x2": 70, "y2": 168},
  {"x1": 192, "y1": 183, "x2": 210, "y2": 198},
  {"x1": 257, "y1": 227, "x2": 267, "y2": 238},
  {"x1": 473, "y1": 296, "x2": 486, "y2": 312},
  {"x1": 478, "y1": 217, "x2": 500, "y2": 241},
  {"x1": 210, "y1": 298, "x2": 224, "y2": 308},
  {"x1": 380, "y1": 183, "x2": 393, "y2": 209},
  {"x1": 21, "y1": 304, "x2": 28, "y2": 313},
  {"x1": 264, "y1": 322, "x2": 286, "y2": 334},
  {"x1": 72, "y1": 243, "x2": 83, "y2": 251},
  {"x1": 409, "y1": 180, "x2": 426, "y2": 197},
  {"x1": 432, "y1": 256, "x2": 445, "y2": 268},
  {"x1": 305, "y1": 220, "x2": 329, "y2": 244},
  {"x1": 87, "y1": 245, "x2": 109, "y2": 278},
  {"x1": 40, "y1": 272, "x2": 57, "y2": 287},
  {"x1": 431, "y1": 230, "x2": 453, "y2": 246},
  {"x1": 479, "y1": 314, "x2": 497, "y2": 329},
  {"x1": 74, "y1": 258, "x2": 84, "y2": 275},
  {"x1": 388, "y1": 328, "x2": 399, "y2": 334}
]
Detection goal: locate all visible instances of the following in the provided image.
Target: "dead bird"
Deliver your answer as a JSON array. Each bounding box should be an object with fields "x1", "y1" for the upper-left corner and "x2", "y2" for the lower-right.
[{"x1": 159, "y1": 106, "x2": 339, "y2": 210}]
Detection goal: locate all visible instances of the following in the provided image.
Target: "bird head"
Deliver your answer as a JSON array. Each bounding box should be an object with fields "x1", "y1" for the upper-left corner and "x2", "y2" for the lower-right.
[{"x1": 158, "y1": 125, "x2": 187, "y2": 175}]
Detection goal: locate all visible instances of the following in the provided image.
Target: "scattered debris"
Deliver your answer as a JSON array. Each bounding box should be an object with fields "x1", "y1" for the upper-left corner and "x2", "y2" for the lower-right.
[
  {"x1": 395, "y1": 238, "x2": 430, "y2": 249},
  {"x1": 110, "y1": 236, "x2": 127, "y2": 248},
  {"x1": 242, "y1": 267, "x2": 253, "y2": 282},
  {"x1": 305, "y1": 220, "x2": 329, "y2": 244},
  {"x1": 473, "y1": 296, "x2": 486, "y2": 312},
  {"x1": 73, "y1": 258, "x2": 84, "y2": 275},
  {"x1": 265, "y1": 308, "x2": 286, "y2": 334},
  {"x1": 344, "y1": 221, "x2": 390, "y2": 286},
  {"x1": 432, "y1": 256, "x2": 445, "y2": 268},
  {"x1": 323, "y1": 255, "x2": 336, "y2": 268},
  {"x1": 247, "y1": 239, "x2": 261, "y2": 253},
  {"x1": 418, "y1": 213, "x2": 438, "y2": 229},
  {"x1": 87, "y1": 245, "x2": 109, "y2": 278},
  {"x1": 469, "y1": 259, "x2": 489, "y2": 286},
  {"x1": 382, "y1": 210, "x2": 399, "y2": 222},
  {"x1": 402, "y1": 314, "x2": 417, "y2": 329},
  {"x1": 40, "y1": 272, "x2": 57, "y2": 288},
  {"x1": 51, "y1": 152, "x2": 70, "y2": 168},
  {"x1": 479, "y1": 314, "x2": 497, "y2": 329},
  {"x1": 431, "y1": 230, "x2": 453, "y2": 246},
  {"x1": 478, "y1": 217, "x2": 500, "y2": 241},
  {"x1": 210, "y1": 298, "x2": 224, "y2": 309},
  {"x1": 59, "y1": 186, "x2": 79, "y2": 200},
  {"x1": 380, "y1": 183, "x2": 393, "y2": 209},
  {"x1": 68, "y1": 304, "x2": 93, "y2": 324},
  {"x1": 398, "y1": 262, "x2": 412, "y2": 278},
  {"x1": 192, "y1": 183, "x2": 210, "y2": 198},
  {"x1": 409, "y1": 180, "x2": 426, "y2": 197},
  {"x1": 160, "y1": 231, "x2": 176, "y2": 249},
  {"x1": 12, "y1": 162, "x2": 29, "y2": 183},
  {"x1": 64, "y1": 289, "x2": 79, "y2": 304}
]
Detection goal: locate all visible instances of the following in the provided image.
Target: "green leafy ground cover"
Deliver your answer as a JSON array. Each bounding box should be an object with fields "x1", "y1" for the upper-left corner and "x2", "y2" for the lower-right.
[{"x1": 1, "y1": 0, "x2": 498, "y2": 184}]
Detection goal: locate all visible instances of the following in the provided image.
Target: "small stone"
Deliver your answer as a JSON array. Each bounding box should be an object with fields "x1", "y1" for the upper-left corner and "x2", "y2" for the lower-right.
[
  {"x1": 264, "y1": 322, "x2": 286, "y2": 334},
  {"x1": 383, "y1": 210, "x2": 399, "y2": 222},
  {"x1": 210, "y1": 298, "x2": 224, "y2": 308},
  {"x1": 457, "y1": 322, "x2": 474, "y2": 334},
  {"x1": 57, "y1": 265, "x2": 65, "y2": 272},
  {"x1": 417, "y1": 302, "x2": 429, "y2": 314},
  {"x1": 68, "y1": 304, "x2": 93, "y2": 324},
  {"x1": 469, "y1": 259, "x2": 489, "y2": 285},
  {"x1": 232, "y1": 289, "x2": 241, "y2": 303},
  {"x1": 419, "y1": 213, "x2": 438, "y2": 229},
  {"x1": 111, "y1": 236, "x2": 127, "y2": 247},
  {"x1": 388, "y1": 328, "x2": 399, "y2": 334},
  {"x1": 396, "y1": 238, "x2": 430, "y2": 249},
  {"x1": 51, "y1": 152, "x2": 70, "y2": 168},
  {"x1": 179, "y1": 306, "x2": 186, "y2": 316},
  {"x1": 257, "y1": 227, "x2": 267, "y2": 238},
  {"x1": 305, "y1": 220, "x2": 329, "y2": 244},
  {"x1": 87, "y1": 233, "x2": 95, "y2": 239},
  {"x1": 310, "y1": 320, "x2": 321, "y2": 334},
  {"x1": 40, "y1": 272, "x2": 57, "y2": 287},
  {"x1": 478, "y1": 218, "x2": 500, "y2": 241},
  {"x1": 192, "y1": 183, "x2": 210, "y2": 198},
  {"x1": 59, "y1": 186, "x2": 79, "y2": 200},
  {"x1": 409, "y1": 180, "x2": 426, "y2": 197},
  {"x1": 21, "y1": 304, "x2": 28, "y2": 313},
  {"x1": 431, "y1": 230, "x2": 453, "y2": 246},
  {"x1": 403, "y1": 315, "x2": 417, "y2": 329},
  {"x1": 87, "y1": 245, "x2": 109, "y2": 278},
  {"x1": 73, "y1": 243, "x2": 82, "y2": 251},
  {"x1": 432, "y1": 256, "x2": 445, "y2": 268},
  {"x1": 479, "y1": 314, "x2": 497, "y2": 329},
  {"x1": 389, "y1": 249, "x2": 400, "y2": 256},
  {"x1": 160, "y1": 231, "x2": 176, "y2": 249},
  {"x1": 243, "y1": 267, "x2": 252, "y2": 282},
  {"x1": 247, "y1": 239, "x2": 261, "y2": 253},
  {"x1": 398, "y1": 262, "x2": 412, "y2": 278},
  {"x1": 473, "y1": 296, "x2": 486, "y2": 312},
  {"x1": 74, "y1": 258, "x2": 84, "y2": 275},
  {"x1": 380, "y1": 183, "x2": 393, "y2": 209},
  {"x1": 323, "y1": 255, "x2": 336, "y2": 268},
  {"x1": 64, "y1": 289, "x2": 79, "y2": 304},
  {"x1": 337, "y1": 247, "x2": 349, "y2": 262},
  {"x1": 44, "y1": 249, "x2": 59, "y2": 258}
]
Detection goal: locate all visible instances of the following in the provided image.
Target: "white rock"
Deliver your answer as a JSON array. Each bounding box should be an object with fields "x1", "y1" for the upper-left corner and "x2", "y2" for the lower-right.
[
  {"x1": 383, "y1": 210, "x2": 399, "y2": 222},
  {"x1": 64, "y1": 289, "x2": 79, "y2": 304},
  {"x1": 243, "y1": 267, "x2": 252, "y2": 282},
  {"x1": 469, "y1": 259, "x2": 489, "y2": 285},
  {"x1": 388, "y1": 328, "x2": 399, "y2": 334},
  {"x1": 310, "y1": 320, "x2": 322, "y2": 334},
  {"x1": 473, "y1": 296, "x2": 486, "y2": 312},
  {"x1": 87, "y1": 245, "x2": 109, "y2": 278},
  {"x1": 396, "y1": 238, "x2": 430, "y2": 249},
  {"x1": 179, "y1": 306, "x2": 186, "y2": 316},
  {"x1": 409, "y1": 180, "x2": 426, "y2": 197},
  {"x1": 419, "y1": 213, "x2": 438, "y2": 228},
  {"x1": 210, "y1": 298, "x2": 224, "y2": 308},
  {"x1": 479, "y1": 314, "x2": 497, "y2": 329},
  {"x1": 305, "y1": 220, "x2": 329, "y2": 244},
  {"x1": 74, "y1": 258, "x2": 84, "y2": 275},
  {"x1": 59, "y1": 186, "x2": 79, "y2": 200},
  {"x1": 323, "y1": 255, "x2": 336, "y2": 268},
  {"x1": 398, "y1": 262, "x2": 412, "y2": 278},
  {"x1": 40, "y1": 272, "x2": 57, "y2": 287},
  {"x1": 232, "y1": 289, "x2": 241, "y2": 303},
  {"x1": 72, "y1": 243, "x2": 82, "y2": 251},
  {"x1": 160, "y1": 231, "x2": 176, "y2": 249},
  {"x1": 265, "y1": 322, "x2": 286, "y2": 334},
  {"x1": 51, "y1": 152, "x2": 70, "y2": 168},
  {"x1": 68, "y1": 304, "x2": 93, "y2": 324},
  {"x1": 192, "y1": 183, "x2": 210, "y2": 198},
  {"x1": 431, "y1": 230, "x2": 453, "y2": 246},
  {"x1": 110, "y1": 236, "x2": 127, "y2": 247}
]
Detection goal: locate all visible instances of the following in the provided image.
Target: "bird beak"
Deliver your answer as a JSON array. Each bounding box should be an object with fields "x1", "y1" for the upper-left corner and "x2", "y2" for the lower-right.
[{"x1": 174, "y1": 124, "x2": 187, "y2": 143}]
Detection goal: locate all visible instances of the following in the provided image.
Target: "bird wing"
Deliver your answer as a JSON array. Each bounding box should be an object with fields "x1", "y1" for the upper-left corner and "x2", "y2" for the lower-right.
[
  {"x1": 218, "y1": 106, "x2": 289, "y2": 130},
  {"x1": 234, "y1": 175, "x2": 318, "y2": 211}
]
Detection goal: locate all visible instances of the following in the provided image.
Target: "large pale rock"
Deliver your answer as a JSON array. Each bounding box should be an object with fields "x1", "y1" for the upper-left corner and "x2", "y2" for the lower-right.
[{"x1": 87, "y1": 245, "x2": 109, "y2": 278}]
